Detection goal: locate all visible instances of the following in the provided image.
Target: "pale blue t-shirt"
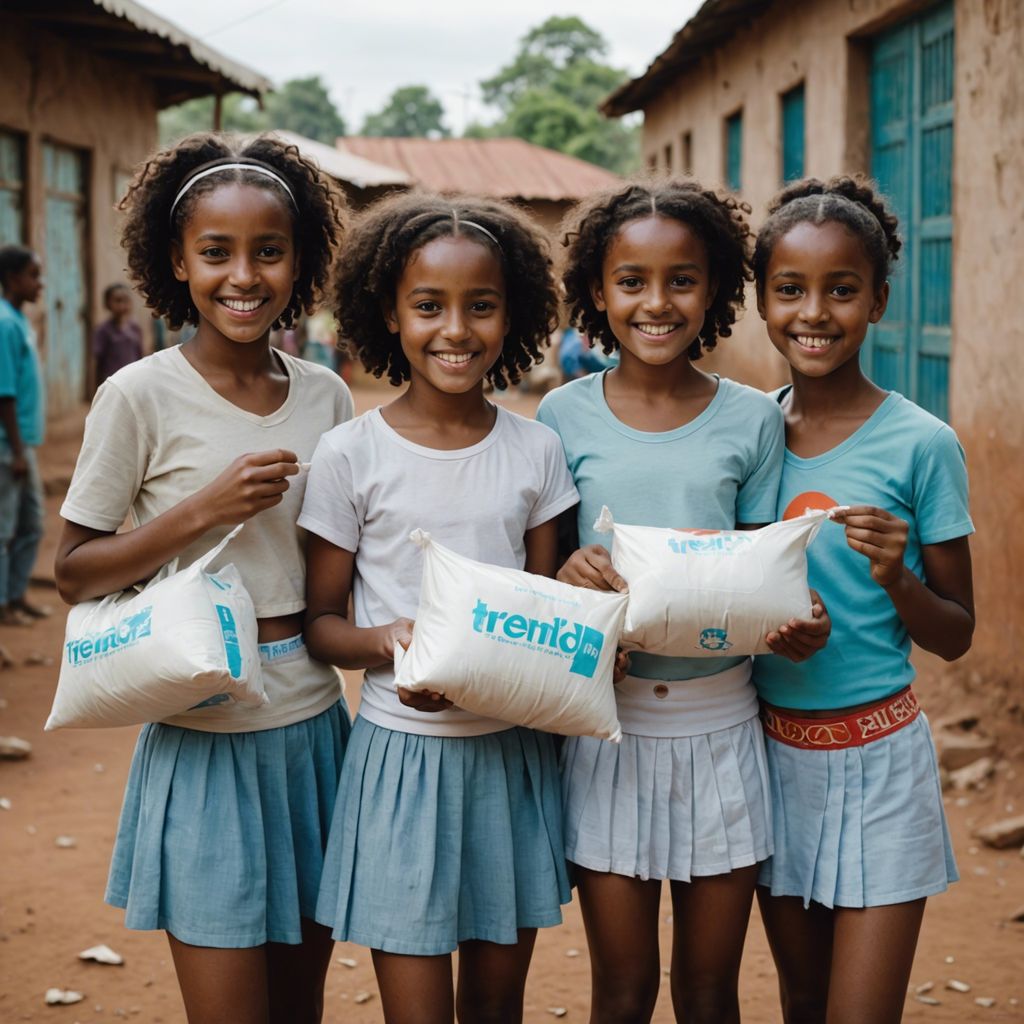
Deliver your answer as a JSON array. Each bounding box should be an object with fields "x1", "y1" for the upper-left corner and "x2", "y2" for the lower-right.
[
  {"x1": 537, "y1": 370, "x2": 785, "y2": 681},
  {"x1": 0, "y1": 297, "x2": 45, "y2": 449},
  {"x1": 753, "y1": 390, "x2": 974, "y2": 710}
]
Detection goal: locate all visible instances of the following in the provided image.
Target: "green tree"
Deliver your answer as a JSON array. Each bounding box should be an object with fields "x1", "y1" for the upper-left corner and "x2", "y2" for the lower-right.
[
  {"x1": 263, "y1": 76, "x2": 346, "y2": 143},
  {"x1": 476, "y1": 16, "x2": 637, "y2": 174},
  {"x1": 362, "y1": 85, "x2": 450, "y2": 138},
  {"x1": 158, "y1": 76, "x2": 346, "y2": 146}
]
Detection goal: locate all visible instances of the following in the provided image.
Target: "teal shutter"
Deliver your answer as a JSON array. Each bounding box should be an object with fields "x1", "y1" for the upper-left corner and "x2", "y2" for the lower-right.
[
  {"x1": 725, "y1": 111, "x2": 742, "y2": 191},
  {"x1": 869, "y1": 1, "x2": 954, "y2": 420},
  {"x1": 781, "y1": 84, "x2": 805, "y2": 182},
  {"x1": 0, "y1": 131, "x2": 25, "y2": 244}
]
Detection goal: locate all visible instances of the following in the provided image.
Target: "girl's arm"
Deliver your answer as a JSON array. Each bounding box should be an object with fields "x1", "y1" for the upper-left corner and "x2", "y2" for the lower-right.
[
  {"x1": 303, "y1": 534, "x2": 450, "y2": 712},
  {"x1": 831, "y1": 506, "x2": 975, "y2": 660},
  {"x1": 525, "y1": 517, "x2": 560, "y2": 578},
  {"x1": 55, "y1": 449, "x2": 300, "y2": 604}
]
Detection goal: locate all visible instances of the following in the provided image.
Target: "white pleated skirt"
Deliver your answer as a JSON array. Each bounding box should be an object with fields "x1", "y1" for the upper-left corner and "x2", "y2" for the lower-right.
[{"x1": 561, "y1": 714, "x2": 773, "y2": 882}]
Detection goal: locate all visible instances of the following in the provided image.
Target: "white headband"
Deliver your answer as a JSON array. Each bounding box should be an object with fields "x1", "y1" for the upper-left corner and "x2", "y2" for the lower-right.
[
  {"x1": 169, "y1": 163, "x2": 297, "y2": 221},
  {"x1": 451, "y1": 208, "x2": 501, "y2": 251}
]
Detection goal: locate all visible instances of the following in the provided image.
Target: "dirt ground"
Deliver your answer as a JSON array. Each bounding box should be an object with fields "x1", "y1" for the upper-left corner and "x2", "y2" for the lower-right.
[{"x1": 1, "y1": 382, "x2": 1022, "y2": 1022}]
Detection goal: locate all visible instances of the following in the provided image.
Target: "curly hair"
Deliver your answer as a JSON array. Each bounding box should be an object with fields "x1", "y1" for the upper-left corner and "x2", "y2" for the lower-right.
[
  {"x1": 335, "y1": 191, "x2": 559, "y2": 389},
  {"x1": 118, "y1": 132, "x2": 348, "y2": 330},
  {"x1": 753, "y1": 175, "x2": 901, "y2": 290},
  {"x1": 560, "y1": 179, "x2": 752, "y2": 360}
]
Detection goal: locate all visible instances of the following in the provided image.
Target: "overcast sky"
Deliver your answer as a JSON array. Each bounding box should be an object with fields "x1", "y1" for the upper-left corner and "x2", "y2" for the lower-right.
[{"x1": 142, "y1": 0, "x2": 701, "y2": 134}]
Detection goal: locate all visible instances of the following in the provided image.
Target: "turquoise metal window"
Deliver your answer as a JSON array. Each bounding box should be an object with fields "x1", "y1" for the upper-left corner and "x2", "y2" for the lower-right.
[
  {"x1": 781, "y1": 84, "x2": 805, "y2": 182},
  {"x1": 725, "y1": 111, "x2": 742, "y2": 191},
  {"x1": 868, "y1": 0, "x2": 954, "y2": 421},
  {"x1": 0, "y1": 130, "x2": 26, "y2": 244}
]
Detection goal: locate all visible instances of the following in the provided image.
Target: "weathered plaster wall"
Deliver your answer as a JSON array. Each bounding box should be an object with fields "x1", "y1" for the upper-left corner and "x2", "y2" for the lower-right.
[{"x1": 0, "y1": 15, "x2": 158, "y2": 409}]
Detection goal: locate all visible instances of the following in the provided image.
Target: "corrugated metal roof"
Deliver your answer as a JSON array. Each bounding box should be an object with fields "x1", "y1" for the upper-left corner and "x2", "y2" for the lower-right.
[
  {"x1": 337, "y1": 137, "x2": 620, "y2": 202},
  {"x1": 602, "y1": 0, "x2": 771, "y2": 116},
  {"x1": 4, "y1": 0, "x2": 271, "y2": 104},
  {"x1": 267, "y1": 131, "x2": 411, "y2": 189}
]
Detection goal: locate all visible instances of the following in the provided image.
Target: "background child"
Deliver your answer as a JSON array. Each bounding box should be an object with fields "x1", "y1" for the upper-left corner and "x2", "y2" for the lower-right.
[
  {"x1": 300, "y1": 192, "x2": 577, "y2": 1024},
  {"x1": 0, "y1": 245, "x2": 46, "y2": 628},
  {"x1": 93, "y1": 282, "x2": 143, "y2": 387},
  {"x1": 537, "y1": 179, "x2": 829, "y2": 1024},
  {"x1": 54, "y1": 133, "x2": 351, "y2": 1024},
  {"x1": 752, "y1": 176, "x2": 975, "y2": 1023}
]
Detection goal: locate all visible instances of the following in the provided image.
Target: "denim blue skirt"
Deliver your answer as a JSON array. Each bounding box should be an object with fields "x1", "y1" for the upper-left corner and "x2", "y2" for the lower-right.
[
  {"x1": 758, "y1": 713, "x2": 958, "y2": 908},
  {"x1": 106, "y1": 699, "x2": 351, "y2": 947},
  {"x1": 316, "y1": 716, "x2": 571, "y2": 955}
]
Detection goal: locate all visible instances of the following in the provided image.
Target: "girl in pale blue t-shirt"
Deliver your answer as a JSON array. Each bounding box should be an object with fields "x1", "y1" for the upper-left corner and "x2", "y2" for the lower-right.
[
  {"x1": 751, "y1": 176, "x2": 975, "y2": 1023},
  {"x1": 537, "y1": 180, "x2": 830, "y2": 1024}
]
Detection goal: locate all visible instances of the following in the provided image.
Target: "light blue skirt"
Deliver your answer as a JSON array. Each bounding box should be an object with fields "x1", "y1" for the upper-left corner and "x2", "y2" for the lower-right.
[
  {"x1": 316, "y1": 716, "x2": 571, "y2": 955},
  {"x1": 758, "y1": 712, "x2": 958, "y2": 908},
  {"x1": 106, "y1": 700, "x2": 351, "y2": 947},
  {"x1": 562, "y1": 716, "x2": 773, "y2": 882}
]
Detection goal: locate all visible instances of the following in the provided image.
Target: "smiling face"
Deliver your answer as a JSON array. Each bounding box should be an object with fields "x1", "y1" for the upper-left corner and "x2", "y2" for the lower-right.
[
  {"x1": 592, "y1": 215, "x2": 714, "y2": 367},
  {"x1": 386, "y1": 234, "x2": 508, "y2": 396},
  {"x1": 171, "y1": 182, "x2": 297, "y2": 345},
  {"x1": 758, "y1": 219, "x2": 889, "y2": 379}
]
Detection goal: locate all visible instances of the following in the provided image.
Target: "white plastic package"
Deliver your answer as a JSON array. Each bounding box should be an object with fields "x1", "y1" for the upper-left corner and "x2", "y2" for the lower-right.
[
  {"x1": 394, "y1": 530, "x2": 628, "y2": 741},
  {"x1": 46, "y1": 526, "x2": 265, "y2": 730},
  {"x1": 594, "y1": 507, "x2": 830, "y2": 658}
]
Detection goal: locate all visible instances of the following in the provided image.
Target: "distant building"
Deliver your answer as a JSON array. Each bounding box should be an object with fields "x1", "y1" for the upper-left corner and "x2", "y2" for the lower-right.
[
  {"x1": 0, "y1": 0, "x2": 269, "y2": 416},
  {"x1": 603, "y1": 0, "x2": 1023, "y2": 698},
  {"x1": 337, "y1": 136, "x2": 621, "y2": 233}
]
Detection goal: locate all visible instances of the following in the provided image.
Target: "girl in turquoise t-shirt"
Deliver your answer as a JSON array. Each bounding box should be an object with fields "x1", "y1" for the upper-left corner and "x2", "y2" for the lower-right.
[
  {"x1": 752, "y1": 176, "x2": 975, "y2": 1023},
  {"x1": 538, "y1": 180, "x2": 831, "y2": 1024}
]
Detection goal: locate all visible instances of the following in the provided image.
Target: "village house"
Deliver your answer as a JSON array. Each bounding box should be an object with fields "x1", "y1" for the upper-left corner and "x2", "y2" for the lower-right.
[
  {"x1": 0, "y1": 0, "x2": 269, "y2": 417},
  {"x1": 603, "y1": 0, "x2": 1023, "y2": 695}
]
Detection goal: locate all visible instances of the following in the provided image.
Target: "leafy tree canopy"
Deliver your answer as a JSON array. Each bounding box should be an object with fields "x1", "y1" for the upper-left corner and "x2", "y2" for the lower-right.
[
  {"x1": 362, "y1": 85, "x2": 450, "y2": 138},
  {"x1": 477, "y1": 16, "x2": 637, "y2": 174}
]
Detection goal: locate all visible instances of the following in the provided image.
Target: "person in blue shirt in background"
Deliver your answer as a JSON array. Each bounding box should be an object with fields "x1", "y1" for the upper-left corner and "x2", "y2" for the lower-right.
[{"x1": 0, "y1": 245, "x2": 47, "y2": 627}]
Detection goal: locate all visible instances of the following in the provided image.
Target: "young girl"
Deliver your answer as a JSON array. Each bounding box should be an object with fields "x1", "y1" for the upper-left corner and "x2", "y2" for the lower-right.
[
  {"x1": 54, "y1": 134, "x2": 352, "y2": 1024},
  {"x1": 299, "y1": 192, "x2": 577, "y2": 1023},
  {"x1": 752, "y1": 176, "x2": 974, "y2": 1023},
  {"x1": 537, "y1": 180, "x2": 829, "y2": 1024}
]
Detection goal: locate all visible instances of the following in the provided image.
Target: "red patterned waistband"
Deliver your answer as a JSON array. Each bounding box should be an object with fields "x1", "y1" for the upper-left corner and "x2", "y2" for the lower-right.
[{"x1": 760, "y1": 687, "x2": 920, "y2": 750}]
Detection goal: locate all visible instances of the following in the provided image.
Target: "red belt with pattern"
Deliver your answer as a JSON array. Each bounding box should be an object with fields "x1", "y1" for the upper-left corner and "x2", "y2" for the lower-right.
[{"x1": 760, "y1": 686, "x2": 920, "y2": 751}]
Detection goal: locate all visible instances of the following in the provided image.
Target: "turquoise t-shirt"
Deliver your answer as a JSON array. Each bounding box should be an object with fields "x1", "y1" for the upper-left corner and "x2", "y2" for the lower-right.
[
  {"x1": 0, "y1": 297, "x2": 45, "y2": 448},
  {"x1": 753, "y1": 390, "x2": 974, "y2": 710},
  {"x1": 536, "y1": 370, "x2": 784, "y2": 681}
]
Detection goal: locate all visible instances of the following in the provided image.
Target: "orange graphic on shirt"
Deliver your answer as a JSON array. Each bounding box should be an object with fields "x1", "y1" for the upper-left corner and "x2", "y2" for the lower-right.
[{"x1": 784, "y1": 491, "x2": 839, "y2": 521}]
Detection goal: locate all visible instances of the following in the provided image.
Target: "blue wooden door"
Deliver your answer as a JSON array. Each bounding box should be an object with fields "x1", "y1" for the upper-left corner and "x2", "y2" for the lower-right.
[
  {"x1": 43, "y1": 141, "x2": 90, "y2": 416},
  {"x1": 781, "y1": 84, "x2": 805, "y2": 183},
  {"x1": 868, "y1": 1, "x2": 954, "y2": 421},
  {"x1": 0, "y1": 131, "x2": 26, "y2": 244}
]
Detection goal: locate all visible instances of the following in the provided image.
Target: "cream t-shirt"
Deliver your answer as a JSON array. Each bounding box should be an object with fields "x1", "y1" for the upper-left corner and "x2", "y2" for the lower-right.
[{"x1": 61, "y1": 345, "x2": 354, "y2": 731}]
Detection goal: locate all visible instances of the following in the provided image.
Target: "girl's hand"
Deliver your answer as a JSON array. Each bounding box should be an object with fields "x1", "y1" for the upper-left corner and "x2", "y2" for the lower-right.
[
  {"x1": 612, "y1": 648, "x2": 630, "y2": 684},
  {"x1": 387, "y1": 616, "x2": 455, "y2": 713},
  {"x1": 765, "y1": 589, "x2": 831, "y2": 662},
  {"x1": 193, "y1": 449, "x2": 300, "y2": 528},
  {"x1": 830, "y1": 505, "x2": 909, "y2": 588},
  {"x1": 556, "y1": 545, "x2": 628, "y2": 592}
]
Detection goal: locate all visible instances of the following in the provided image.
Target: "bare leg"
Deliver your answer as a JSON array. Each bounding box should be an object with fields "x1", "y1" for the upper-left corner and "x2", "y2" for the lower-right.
[
  {"x1": 266, "y1": 917, "x2": 335, "y2": 1024},
  {"x1": 668, "y1": 864, "x2": 759, "y2": 1024},
  {"x1": 456, "y1": 929, "x2": 538, "y2": 1023},
  {"x1": 167, "y1": 932, "x2": 269, "y2": 1024},
  {"x1": 574, "y1": 865, "x2": 663, "y2": 1024},
  {"x1": 826, "y1": 900, "x2": 926, "y2": 1024},
  {"x1": 372, "y1": 948, "x2": 456, "y2": 1024},
  {"x1": 756, "y1": 887, "x2": 834, "y2": 1023}
]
